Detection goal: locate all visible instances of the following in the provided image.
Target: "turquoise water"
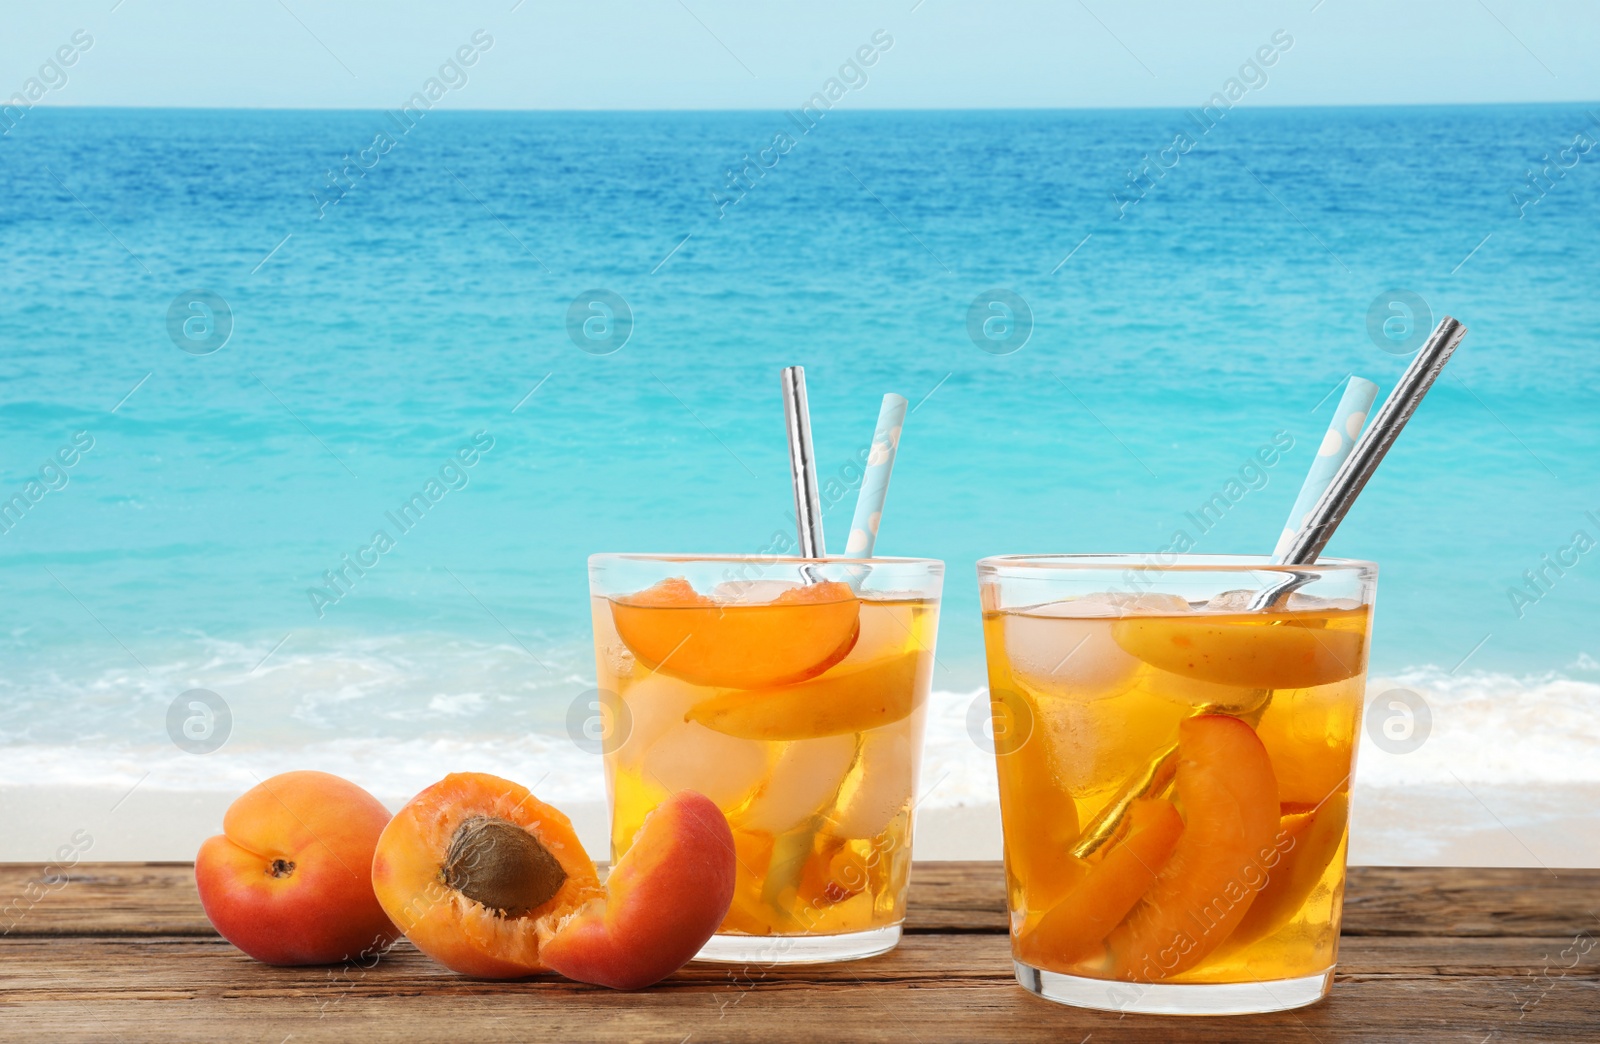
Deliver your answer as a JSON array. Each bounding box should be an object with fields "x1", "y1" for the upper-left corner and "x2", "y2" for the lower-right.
[{"x1": 1, "y1": 106, "x2": 1597, "y2": 765}]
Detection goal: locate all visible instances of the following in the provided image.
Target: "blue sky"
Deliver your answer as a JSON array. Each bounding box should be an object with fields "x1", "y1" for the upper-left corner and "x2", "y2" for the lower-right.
[{"x1": 2, "y1": 0, "x2": 1595, "y2": 110}]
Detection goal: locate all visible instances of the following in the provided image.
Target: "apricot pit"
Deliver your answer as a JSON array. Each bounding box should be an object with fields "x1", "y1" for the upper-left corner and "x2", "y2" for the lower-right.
[{"x1": 442, "y1": 816, "x2": 568, "y2": 918}]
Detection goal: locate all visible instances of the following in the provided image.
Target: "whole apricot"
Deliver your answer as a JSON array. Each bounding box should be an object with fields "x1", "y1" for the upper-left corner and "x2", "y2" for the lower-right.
[{"x1": 195, "y1": 770, "x2": 399, "y2": 965}]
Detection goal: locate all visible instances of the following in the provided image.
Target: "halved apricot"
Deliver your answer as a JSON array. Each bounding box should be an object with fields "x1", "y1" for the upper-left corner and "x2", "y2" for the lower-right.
[
  {"x1": 686, "y1": 651, "x2": 924, "y2": 740},
  {"x1": 1111, "y1": 610, "x2": 1366, "y2": 690},
  {"x1": 541, "y1": 791, "x2": 735, "y2": 990},
  {"x1": 1017, "y1": 798, "x2": 1183, "y2": 969},
  {"x1": 371, "y1": 772, "x2": 603, "y2": 978},
  {"x1": 1105, "y1": 714, "x2": 1280, "y2": 980},
  {"x1": 611, "y1": 578, "x2": 861, "y2": 689}
]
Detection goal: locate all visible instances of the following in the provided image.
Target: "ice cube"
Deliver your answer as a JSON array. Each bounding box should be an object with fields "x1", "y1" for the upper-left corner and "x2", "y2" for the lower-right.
[
  {"x1": 613, "y1": 674, "x2": 700, "y2": 767},
  {"x1": 736, "y1": 733, "x2": 858, "y2": 835},
  {"x1": 824, "y1": 727, "x2": 913, "y2": 840},
  {"x1": 1285, "y1": 592, "x2": 1363, "y2": 613},
  {"x1": 1203, "y1": 589, "x2": 1258, "y2": 613},
  {"x1": 1003, "y1": 609, "x2": 1143, "y2": 700},
  {"x1": 641, "y1": 719, "x2": 769, "y2": 809}
]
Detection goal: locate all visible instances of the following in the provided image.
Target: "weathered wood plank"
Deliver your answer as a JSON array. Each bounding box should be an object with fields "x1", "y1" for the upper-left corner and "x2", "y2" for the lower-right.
[
  {"x1": 5, "y1": 862, "x2": 1597, "y2": 938},
  {"x1": 1, "y1": 932, "x2": 1594, "y2": 989},
  {"x1": 0, "y1": 974, "x2": 1593, "y2": 1043},
  {"x1": 3, "y1": 862, "x2": 1596, "y2": 1042},
  {"x1": 1341, "y1": 865, "x2": 1600, "y2": 937}
]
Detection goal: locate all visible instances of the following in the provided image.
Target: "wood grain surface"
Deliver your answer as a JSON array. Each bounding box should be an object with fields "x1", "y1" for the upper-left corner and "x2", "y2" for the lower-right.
[{"x1": 1, "y1": 862, "x2": 1595, "y2": 1041}]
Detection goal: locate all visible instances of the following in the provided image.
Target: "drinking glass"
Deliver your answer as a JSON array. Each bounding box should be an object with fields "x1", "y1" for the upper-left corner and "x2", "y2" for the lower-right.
[
  {"x1": 978, "y1": 554, "x2": 1376, "y2": 1014},
  {"x1": 590, "y1": 553, "x2": 942, "y2": 963}
]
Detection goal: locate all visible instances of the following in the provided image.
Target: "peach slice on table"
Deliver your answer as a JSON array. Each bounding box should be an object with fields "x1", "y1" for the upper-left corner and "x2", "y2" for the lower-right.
[
  {"x1": 1111, "y1": 611, "x2": 1366, "y2": 690},
  {"x1": 610, "y1": 578, "x2": 860, "y2": 690},
  {"x1": 1105, "y1": 714, "x2": 1281, "y2": 981},
  {"x1": 686, "y1": 651, "x2": 924, "y2": 741},
  {"x1": 1220, "y1": 792, "x2": 1351, "y2": 954},
  {"x1": 541, "y1": 791, "x2": 736, "y2": 990},
  {"x1": 1016, "y1": 798, "x2": 1184, "y2": 969}
]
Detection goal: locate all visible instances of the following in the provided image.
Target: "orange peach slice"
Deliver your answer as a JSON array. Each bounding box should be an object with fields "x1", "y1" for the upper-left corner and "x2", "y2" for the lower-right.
[
  {"x1": 993, "y1": 688, "x2": 1085, "y2": 912},
  {"x1": 541, "y1": 791, "x2": 736, "y2": 990},
  {"x1": 685, "y1": 651, "x2": 923, "y2": 740},
  {"x1": 1017, "y1": 798, "x2": 1183, "y2": 969},
  {"x1": 1255, "y1": 691, "x2": 1359, "y2": 806},
  {"x1": 1222, "y1": 792, "x2": 1351, "y2": 953},
  {"x1": 1106, "y1": 714, "x2": 1280, "y2": 980},
  {"x1": 195, "y1": 771, "x2": 399, "y2": 966},
  {"x1": 371, "y1": 772, "x2": 603, "y2": 978},
  {"x1": 1111, "y1": 612, "x2": 1365, "y2": 690},
  {"x1": 610, "y1": 578, "x2": 860, "y2": 689}
]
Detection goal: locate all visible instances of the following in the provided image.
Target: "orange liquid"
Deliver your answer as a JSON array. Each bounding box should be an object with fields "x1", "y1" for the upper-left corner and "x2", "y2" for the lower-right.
[
  {"x1": 984, "y1": 600, "x2": 1368, "y2": 984},
  {"x1": 596, "y1": 588, "x2": 937, "y2": 938}
]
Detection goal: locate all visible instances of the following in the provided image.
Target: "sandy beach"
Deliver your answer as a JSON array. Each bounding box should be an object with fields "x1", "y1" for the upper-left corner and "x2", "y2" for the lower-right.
[
  {"x1": 6, "y1": 781, "x2": 1595, "y2": 869},
  {"x1": 5, "y1": 670, "x2": 1597, "y2": 868}
]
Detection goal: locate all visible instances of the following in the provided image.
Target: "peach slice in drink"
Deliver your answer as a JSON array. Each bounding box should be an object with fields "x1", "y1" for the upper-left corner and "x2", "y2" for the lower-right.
[
  {"x1": 610, "y1": 578, "x2": 861, "y2": 689},
  {"x1": 1254, "y1": 685, "x2": 1359, "y2": 806},
  {"x1": 1110, "y1": 610, "x2": 1366, "y2": 690},
  {"x1": 1016, "y1": 798, "x2": 1183, "y2": 969},
  {"x1": 686, "y1": 651, "x2": 923, "y2": 741},
  {"x1": 1105, "y1": 714, "x2": 1280, "y2": 981},
  {"x1": 1219, "y1": 792, "x2": 1350, "y2": 954},
  {"x1": 992, "y1": 687, "x2": 1085, "y2": 912}
]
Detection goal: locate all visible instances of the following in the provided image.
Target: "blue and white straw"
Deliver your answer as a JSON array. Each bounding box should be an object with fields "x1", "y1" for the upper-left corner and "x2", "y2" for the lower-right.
[
  {"x1": 844, "y1": 393, "x2": 908, "y2": 557},
  {"x1": 1274, "y1": 376, "x2": 1380, "y2": 559}
]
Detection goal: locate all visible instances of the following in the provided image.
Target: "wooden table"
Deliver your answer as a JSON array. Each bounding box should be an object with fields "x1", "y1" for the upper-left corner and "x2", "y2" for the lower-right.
[{"x1": 1, "y1": 862, "x2": 1595, "y2": 1041}]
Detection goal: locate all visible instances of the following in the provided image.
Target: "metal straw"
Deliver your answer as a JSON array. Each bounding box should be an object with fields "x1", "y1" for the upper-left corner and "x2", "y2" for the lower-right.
[
  {"x1": 1072, "y1": 316, "x2": 1468, "y2": 859},
  {"x1": 782, "y1": 366, "x2": 827, "y2": 559},
  {"x1": 1249, "y1": 315, "x2": 1466, "y2": 609}
]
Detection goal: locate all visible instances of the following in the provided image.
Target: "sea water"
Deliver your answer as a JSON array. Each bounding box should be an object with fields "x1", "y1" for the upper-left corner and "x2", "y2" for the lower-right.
[{"x1": 0, "y1": 107, "x2": 1596, "y2": 825}]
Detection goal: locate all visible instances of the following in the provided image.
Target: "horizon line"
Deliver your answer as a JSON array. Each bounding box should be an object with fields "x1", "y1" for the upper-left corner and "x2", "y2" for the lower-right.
[{"x1": 9, "y1": 99, "x2": 1599, "y2": 116}]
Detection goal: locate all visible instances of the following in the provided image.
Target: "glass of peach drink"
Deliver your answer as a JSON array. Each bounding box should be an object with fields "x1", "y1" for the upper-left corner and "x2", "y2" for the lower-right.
[
  {"x1": 978, "y1": 554, "x2": 1376, "y2": 1015},
  {"x1": 589, "y1": 553, "x2": 942, "y2": 963}
]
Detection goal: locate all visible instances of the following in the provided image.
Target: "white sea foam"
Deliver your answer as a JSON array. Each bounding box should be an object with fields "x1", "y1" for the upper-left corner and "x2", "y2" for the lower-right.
[
  {"x1": 1356, "y1": 666, "x2": 1600, "y2": 786},
  {"x1": 3, "y1": 666, "x2": 1595, "y2": 806}
]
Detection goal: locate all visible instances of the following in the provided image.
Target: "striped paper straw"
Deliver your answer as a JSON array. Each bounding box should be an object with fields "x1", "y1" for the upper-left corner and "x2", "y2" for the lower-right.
[
  {"x1": 844, "y1": 393, "x2": 908, "y2": 557},
  {"x1": 1273, "y1": 376, "x2": 1380, "y2": 558}
]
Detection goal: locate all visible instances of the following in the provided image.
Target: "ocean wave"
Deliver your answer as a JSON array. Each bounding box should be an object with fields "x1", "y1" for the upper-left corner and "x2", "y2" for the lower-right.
[
  {"x1": 1357, "y1": 666, "x2": 1600, "y2": 786},
  {"x1": 2, "y1": 667, "x2": 1594, "y2": 806}
]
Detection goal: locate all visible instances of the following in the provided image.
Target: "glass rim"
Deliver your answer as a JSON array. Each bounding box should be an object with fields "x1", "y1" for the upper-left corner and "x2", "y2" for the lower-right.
[
  {"x1": 591, "y1": 552, "x2": 943, "y2": 571},
  {"x1": 977, "y1": 553, "x2": 1375, "y2": 574}
]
